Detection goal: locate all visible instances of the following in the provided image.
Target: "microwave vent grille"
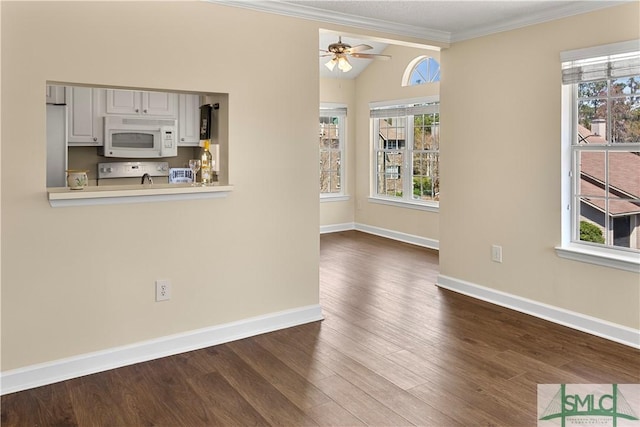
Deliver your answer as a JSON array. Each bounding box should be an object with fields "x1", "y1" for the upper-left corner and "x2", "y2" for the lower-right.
[{"x1": 122, "y1": 118, "x2": 176, "y2": 126}]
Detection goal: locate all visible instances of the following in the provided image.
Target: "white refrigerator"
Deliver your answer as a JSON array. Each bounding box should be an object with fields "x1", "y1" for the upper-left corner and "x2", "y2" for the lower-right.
[{"x1": 46, "y1": 104, "x2": 67, "y2": 187}]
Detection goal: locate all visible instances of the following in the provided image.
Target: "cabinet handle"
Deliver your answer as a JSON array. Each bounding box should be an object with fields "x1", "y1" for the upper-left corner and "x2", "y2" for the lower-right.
[
  {"x1": 93, "y1": 137, "x2": 97, "y2": 142},
  {"x1": 135, "y1": 109, "x2": 139, "y2": 113},
  {"x1": 143, "y1": 109, "x2": 148, "y2": 113},
  {"x1": 181, "y1": 138, "x2": 185, "y2": 141}
]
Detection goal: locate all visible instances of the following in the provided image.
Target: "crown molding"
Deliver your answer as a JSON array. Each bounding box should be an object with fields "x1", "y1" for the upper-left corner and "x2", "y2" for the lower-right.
[
  {"x1": 207, "y1": 0, "x2": 452, "y2": 44},
  {"x1": 450, "y1": 1, "x2": 631, "y2": 42},
  {"x1": 207, "y1": 0, "x2": 631, "y2": 45}
]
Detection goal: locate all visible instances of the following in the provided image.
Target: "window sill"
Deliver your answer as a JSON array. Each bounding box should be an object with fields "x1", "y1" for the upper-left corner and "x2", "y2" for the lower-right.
[
  {"x1": 320, "y1": 195, "x2": 350, "y2": 203},
  {"x1": 368, "y1": 197, "x2": 439, "y2": 212},
  {"x1": 47, "y1": 183, "x2": 234, "y2": 207},
  {"x1": 555, "y1": 245, "x2": 640, "y2": 273}
]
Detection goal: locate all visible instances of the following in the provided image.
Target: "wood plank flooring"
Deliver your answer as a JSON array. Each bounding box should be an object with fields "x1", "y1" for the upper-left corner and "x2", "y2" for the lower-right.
[{"x1": 2, "y1": 230, "x2": 639, "y2": 426}]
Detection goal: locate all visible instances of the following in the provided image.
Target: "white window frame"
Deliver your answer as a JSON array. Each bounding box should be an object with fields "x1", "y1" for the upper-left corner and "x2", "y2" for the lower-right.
[
  {"x1": 557, "y1": 40, "x2": 640, "y2": 273},
  {"x1": 369, "y1": 97, "x2": 440, "y2": 212},
  {"x1": 319, "y1": 104, "x2": 348, "y2": 200}
]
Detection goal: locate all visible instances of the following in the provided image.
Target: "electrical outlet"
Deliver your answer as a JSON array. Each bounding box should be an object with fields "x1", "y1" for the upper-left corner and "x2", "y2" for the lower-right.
[
  {"x1": 491, "y1": 245, "x2": 503, "y2": 263},
  {"x1": 155, "y1": 279, "x2": 171, "y2": 301}
]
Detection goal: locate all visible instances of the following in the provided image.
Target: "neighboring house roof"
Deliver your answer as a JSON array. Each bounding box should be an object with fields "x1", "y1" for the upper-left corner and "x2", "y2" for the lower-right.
[
  {"x1": 578, "y1": 124, "x2": 640, "y2": 216},
  {"x1": 580, "y1": 178, "x2": 640, "y2": 216}
]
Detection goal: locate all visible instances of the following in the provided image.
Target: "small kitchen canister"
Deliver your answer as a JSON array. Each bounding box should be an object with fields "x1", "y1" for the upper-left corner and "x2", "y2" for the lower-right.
[{"x1": 66, "y1": 170, "x2": 89, "y2": 190}]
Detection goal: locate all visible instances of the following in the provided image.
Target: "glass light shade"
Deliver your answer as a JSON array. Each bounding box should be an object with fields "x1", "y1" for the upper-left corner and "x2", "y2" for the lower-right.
[
  {"x1": 325, "y1": 58, "x2": 337, "y2": 71},
  {"x1": 337, "y1": 56, "x2": 352, "y2": 72}
]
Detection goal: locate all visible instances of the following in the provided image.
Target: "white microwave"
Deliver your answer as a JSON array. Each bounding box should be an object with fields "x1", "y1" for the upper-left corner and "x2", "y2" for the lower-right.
[{"x1": 101, "y1": 116, "x2": 178, "y2": 158}]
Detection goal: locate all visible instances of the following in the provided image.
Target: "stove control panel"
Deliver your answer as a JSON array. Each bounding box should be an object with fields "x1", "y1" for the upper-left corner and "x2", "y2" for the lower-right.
[{"x1": 98, "y1": 161, "x2": 169, "y2": 179}]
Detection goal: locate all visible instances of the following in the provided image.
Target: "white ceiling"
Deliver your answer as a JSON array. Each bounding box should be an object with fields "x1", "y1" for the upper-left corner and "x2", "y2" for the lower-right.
[{"x1": 215, "y1": 0, "x2": 629, "y2": 78}]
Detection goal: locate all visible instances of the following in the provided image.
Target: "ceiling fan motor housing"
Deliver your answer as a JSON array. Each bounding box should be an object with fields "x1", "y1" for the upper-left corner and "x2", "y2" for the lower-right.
[{"x1": 328, "y1": 41, "x2": 351, "y2": 54}]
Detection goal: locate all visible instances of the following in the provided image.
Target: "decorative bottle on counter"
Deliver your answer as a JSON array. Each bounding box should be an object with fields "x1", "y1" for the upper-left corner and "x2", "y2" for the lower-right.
[{"x1": 201, "y1": 139, "x2": 213, "y2": 184}]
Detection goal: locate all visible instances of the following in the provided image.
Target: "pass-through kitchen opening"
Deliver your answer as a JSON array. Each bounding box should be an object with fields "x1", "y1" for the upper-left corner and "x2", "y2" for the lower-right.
[{"x1": 46, "y1": 84, "x2": 229, "y2": 189}]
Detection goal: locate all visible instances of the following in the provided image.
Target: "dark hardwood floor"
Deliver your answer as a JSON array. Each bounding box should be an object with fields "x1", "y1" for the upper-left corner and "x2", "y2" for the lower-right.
[{"x1": 2, "y1": 230, "x2": 639, "y2": 426}]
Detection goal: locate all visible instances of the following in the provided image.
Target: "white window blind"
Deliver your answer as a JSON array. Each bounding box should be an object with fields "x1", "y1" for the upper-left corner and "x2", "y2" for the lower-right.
[
  {"x1": 561, "y1": 39, "x2": 640, "y2": 84},
  {"x1": 370, "y1": 103, "x2": 439, "y2": 118},
  {"x1": 320, "y1": 107, "x2": 347, "y2": 117}
]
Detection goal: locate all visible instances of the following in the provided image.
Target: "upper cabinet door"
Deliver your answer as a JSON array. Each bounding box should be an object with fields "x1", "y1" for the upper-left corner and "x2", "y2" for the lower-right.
[
  {"x1": 66, "y1": 87, "x2": 104, "y2": 145},
  {"x1": 143, "y1": 92, "x2": 177, "y2": 117},
  {"x1": 105, "y1": 90, "x2": 177, "y2": 117},
  {"x1": 105, "y1": 89, "x2": 141, "y2": 115},
  {"x1": 178, "y1": 94, "x2": 201, "y2": 146}
]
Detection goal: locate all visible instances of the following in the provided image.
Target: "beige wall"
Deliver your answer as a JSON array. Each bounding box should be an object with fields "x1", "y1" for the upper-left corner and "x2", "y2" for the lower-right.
[
  {"x1": 1, "y1": 1, "x2": 321, "y2": 370},
  {"x1": 354, "y1": 45, "x2": 441, "y2": 241},
  {"x1": 439, "y1": 3, "x2": 640, "y2": 329}
]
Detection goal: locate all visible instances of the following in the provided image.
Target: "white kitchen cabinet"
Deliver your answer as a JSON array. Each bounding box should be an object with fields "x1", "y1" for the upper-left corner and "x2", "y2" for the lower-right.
[
  {"x1": 105, "y1": 89, "x2": 177, "y2": 117},
  {"x1": 178, "y1": 94, "x2": 201, "y2": 146},
  {"x1": 66, "y1": 86, "x2": 103, "y2": 146},
  {"x1": 46, "y1": 85, "x2": 65, "y2": 104}
]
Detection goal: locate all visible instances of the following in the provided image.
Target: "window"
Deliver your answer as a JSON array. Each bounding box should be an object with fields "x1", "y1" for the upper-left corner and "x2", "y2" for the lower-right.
[
  {"x1": 559, "y1": 40, "x2": 640, "y2": 271},
  {"x1": 403, "y1": 56, "x2": 440, "y2": 86},
  {"x1": 371, "y1": 100, "x2": 439, "y2": 208},
  {"x1": 319, "y1": 106, "x2": 346, "y2": 196}
]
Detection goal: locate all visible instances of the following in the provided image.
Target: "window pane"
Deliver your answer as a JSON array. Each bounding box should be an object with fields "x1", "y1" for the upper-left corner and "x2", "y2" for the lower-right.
[
  {"x1": 577, "y1": 99, "x2": 607, "y2": 143},
  {"x1": 412, "y1": 152, "x2": 439, "y2": 201},
  {"x1": 430, "y1": 115, "x2": 440, "y2": 150},
  {"x1": 576, "y1": 209, "x2": 606, "y2": 246},
  {"x1": 320, "y1": 171, "x2": 329, "y2": 193},
  {"x1": 578, "y1": 80, "x2": 607, "y2": 98},
  {"x1": 608, "y1": 151, "x2": 640, "y2": 199},
  {"x1": 578, "y1": 151, "x2": 605, "y2": 197},
  {"x1": 376, "y1": 151, "x2": 403, "y2": 197},
  {"x1": 319, "y1": 122, "x2": 330, "y2": 148},
  {"x1": 414, "y1": 114, "x2": 436, "y2": 150},
  {"x1": 409, "y1": 57, "x2": 440, "y2": 85},
  {"x1": 319, "y1": 151, "x2": 330, "y2": 171},
  {"x1": 608, "y1": 152, "x2": 640, "y2": 247},
  {"x1": 379, "y1": 118, "x2": 406, "y2": 149},
  {"x1": 611, "y1": 98, "x2": 640, "y2": 143},
  {"x1": 611, "y1": 76, "x2": 640, "y2": 96},
  {"x1": 329, "y1": 172, "x2": 340, "y2": 193},
  {"x1": 422, "y1": 116, "x2": 439, "y2": 150},
  {"x1": 414, "y1": 124, "x2": 426, "y2": 150},
  {"x1": 376, "y1": 151, "x2": 385, "y2": 174},
  {"x1": 330, "y1": 151, "x2": 341, "y2": 171}
]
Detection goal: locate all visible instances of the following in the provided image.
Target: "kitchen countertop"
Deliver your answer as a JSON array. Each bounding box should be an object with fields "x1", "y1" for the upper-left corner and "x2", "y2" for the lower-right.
[{"x1": 48, "y1": 183, "x2": 234, "y2": 207}]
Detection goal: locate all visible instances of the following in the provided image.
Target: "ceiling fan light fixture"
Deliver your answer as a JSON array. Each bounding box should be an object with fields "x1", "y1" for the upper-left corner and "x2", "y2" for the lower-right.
[
  {"x1": 337, "y1": 56, "x2": 352, "y2": 72},
  {"x1": 325, "y1": 58, "x2": 338, "y2": 71}
]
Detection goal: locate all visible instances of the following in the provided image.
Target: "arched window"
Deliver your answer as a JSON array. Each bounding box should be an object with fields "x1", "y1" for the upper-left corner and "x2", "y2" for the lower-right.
[{"x1": 403, "y1": 56, "x2": 440, "y2": 86}]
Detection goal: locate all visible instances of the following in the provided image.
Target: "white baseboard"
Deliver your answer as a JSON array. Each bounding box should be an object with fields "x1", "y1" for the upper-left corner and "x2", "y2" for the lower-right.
[
  {"x1": 320, "y1": 222, "x2": 355, "y2": 234},
  {"x1": 355, "y1": 223, "x2": 439, "y2": 250},
  {"x1": 437, "y1": 275, "x2": 640, "y2": 349},
  {"x1": 0, "y1": 304, "x2": 324, "y2": 395}
]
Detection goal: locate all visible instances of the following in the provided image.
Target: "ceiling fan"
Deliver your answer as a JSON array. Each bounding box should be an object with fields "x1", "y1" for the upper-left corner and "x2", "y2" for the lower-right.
[{"x1": 320, "y1": 36, "x2": 391, "y2": 73}]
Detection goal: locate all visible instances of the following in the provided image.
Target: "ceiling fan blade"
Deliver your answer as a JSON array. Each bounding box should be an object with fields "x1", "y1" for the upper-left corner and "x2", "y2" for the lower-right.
[
  {"x1": 351, "y1": 53, "x2": 392, "y2": 60},
  {"x1": 319, "y1": 54, "x2": 334, "y2": 58},
  {"x1": 346, "y1": 44, "x2": 373, "y2": 53}
]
